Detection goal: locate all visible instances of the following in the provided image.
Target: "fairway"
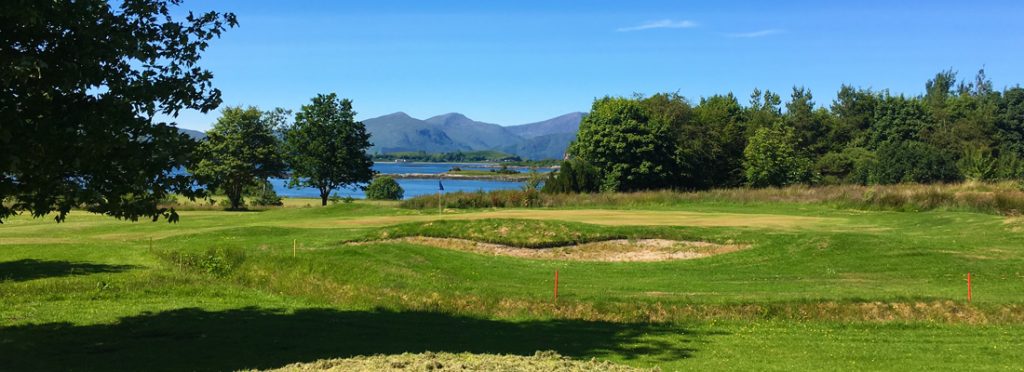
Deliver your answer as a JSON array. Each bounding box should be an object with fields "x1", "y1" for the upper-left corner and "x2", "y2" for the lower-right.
[{"x1": 2, "y1": 199, "x2": 1023, "y2": 371}]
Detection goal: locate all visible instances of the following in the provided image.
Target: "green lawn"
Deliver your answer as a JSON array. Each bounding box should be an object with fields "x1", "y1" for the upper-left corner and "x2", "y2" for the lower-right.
[{"x1": 2, "y1": 199, "x2": 1023, "y2": 371}]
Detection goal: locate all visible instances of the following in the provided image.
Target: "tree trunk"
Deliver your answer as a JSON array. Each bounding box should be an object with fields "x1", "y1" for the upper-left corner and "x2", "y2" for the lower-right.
[
  {"x1": 319, "y1": 187, "x2": 330, "y2": 206},
  {"x1": 228, "y1": 184, "x2": 243, "y2": 210}
]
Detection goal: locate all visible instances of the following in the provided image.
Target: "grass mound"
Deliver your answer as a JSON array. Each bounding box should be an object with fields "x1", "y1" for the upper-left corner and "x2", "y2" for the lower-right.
[{"x1": 257, "y1": 351, "x2": 652, "y2": 371}]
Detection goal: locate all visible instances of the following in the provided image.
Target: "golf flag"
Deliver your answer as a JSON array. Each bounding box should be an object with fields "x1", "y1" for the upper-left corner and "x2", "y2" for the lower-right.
[{"x1": 438, "y1": 179, "x2": 444, "y2": 191}]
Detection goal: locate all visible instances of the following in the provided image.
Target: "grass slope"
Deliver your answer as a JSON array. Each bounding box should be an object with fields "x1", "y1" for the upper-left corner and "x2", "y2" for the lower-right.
[{"x1": 2, "y1": 198, "x2": 1023, "y2": 371}]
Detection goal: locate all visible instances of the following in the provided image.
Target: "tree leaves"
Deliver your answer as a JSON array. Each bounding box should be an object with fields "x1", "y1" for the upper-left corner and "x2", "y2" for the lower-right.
[{"x1": 1, "y1": 0, "x2": 236, "y2": 223}]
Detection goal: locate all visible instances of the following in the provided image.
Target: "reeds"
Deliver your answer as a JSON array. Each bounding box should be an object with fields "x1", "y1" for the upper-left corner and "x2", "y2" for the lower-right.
[{"x1": 401, "y1": 182, "x2": 1024, "y2": 215}]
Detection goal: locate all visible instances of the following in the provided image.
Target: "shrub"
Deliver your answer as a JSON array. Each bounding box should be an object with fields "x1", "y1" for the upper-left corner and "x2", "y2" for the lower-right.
[
  {"x1": 542, "y1": 159, "x2": 600, "y2": 194},
  {"x1": 523, "y1": 169, "x2": 544, "y2": 192},
  {"x1": 157, "y1": 248, "x2": 245, "y2": 277},
  {"x1": 365, "y1": 176, "x2": 404, "y2": 200},
  {"x1": 873, "y1": 141, "x2": 959, "y2": 184},
  {"x1": 401, "y1": 182, "x2": 1024, "y2": 215},
  {"x1": 995, "y1": 151, "x2": 1023, "y2": 181},
  {"x1": 816, "y1": 147, "x2": 876, "y2": 185},
  {"x1": 957, "y1": 147, "x2": 997, "y2": 182}
]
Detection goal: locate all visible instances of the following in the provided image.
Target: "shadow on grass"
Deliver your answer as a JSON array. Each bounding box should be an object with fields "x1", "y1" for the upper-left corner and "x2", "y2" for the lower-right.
[
  {"x1": 0, "y1": 307, "x2": 703, "y2": 371},
  {"x1": 0, "y1": 259, "x2": 136, "y2": 282}
]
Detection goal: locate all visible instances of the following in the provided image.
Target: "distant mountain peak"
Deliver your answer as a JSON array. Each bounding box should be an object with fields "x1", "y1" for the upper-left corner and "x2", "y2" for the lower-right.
[
  {"x1": 362, "y1": 111, "x2": 583, "y2": 160},
  {"x1": 425, "y1": 112, "x2": 475, "y2": 125},
  {"x1": 380, "y1": 111, "x2": 413, "y2": 119}
]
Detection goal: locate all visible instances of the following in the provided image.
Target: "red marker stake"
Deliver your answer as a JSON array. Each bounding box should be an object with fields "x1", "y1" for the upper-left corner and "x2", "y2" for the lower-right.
[
  {"x1": 967, "y1": 272, "x2": 972, "y2": 303},
  {"x1": 554, "y1": 270, "x2": 559, "y2": 303}
]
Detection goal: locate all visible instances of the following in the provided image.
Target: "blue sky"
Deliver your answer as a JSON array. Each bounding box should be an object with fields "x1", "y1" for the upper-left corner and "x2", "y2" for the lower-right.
[{"x1": 169, "y1": 0, "x2": 1024, "y2": 131}]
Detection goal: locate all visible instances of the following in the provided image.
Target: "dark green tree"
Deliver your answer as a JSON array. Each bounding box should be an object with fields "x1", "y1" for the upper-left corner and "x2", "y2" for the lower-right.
[
  {"x1": 283, "y1": 93, "x2": 375, "y2": 206},
  {"x1": 997, "y1": 88, "x2": 1024, "y2": 159},
  {"x1": 0, "y1": 0, "x2": 236, "y2": 223},
  {"x1": 867, "y1": 95, "x2": 931, "y2": 148},
  {"x1": 873, "y1": 141, "x2": 959, "y2": 184},
  {"x1": 192, "y1": 107, "x2": 287, "y2": 210},
  {"x1": 569, "y1": 97, "x2": 678, "y2": 192},
  {"x1": 829, "y1": 85, "x2": 878, "y2": 148},
  {"x1": 815, "y1": 147, "x2": 876, "y2": 185},
  {"x1": 692, "y1": 94, "x2": 747, "y2": 188},
  {"x1": 746, "y1": 88, "x2": 783, "y2": 133},
  {"x1": 541, "y1": 158, "x2": 600, "y2": 194},
  {"x1": 785, "y1": 87, "x2": 829, "y2": 155}
]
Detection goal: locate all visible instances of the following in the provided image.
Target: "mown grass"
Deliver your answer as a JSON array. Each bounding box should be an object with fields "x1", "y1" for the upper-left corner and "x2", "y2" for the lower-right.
[{"x1": 2, "y1": 199, "x2": 1024, "y2": 370}]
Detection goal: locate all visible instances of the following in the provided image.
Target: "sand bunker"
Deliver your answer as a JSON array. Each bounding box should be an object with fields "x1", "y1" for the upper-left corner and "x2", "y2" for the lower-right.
[{"x1": 352, "y1": 236, "x2": 748, "y2": 262}]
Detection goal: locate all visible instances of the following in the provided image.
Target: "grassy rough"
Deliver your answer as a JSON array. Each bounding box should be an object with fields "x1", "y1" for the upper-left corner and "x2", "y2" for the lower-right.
[
  {"x1": 401, "y1": 181, "x2": 1024, "y2": 215},
  {"x1": 258, "y1": 351, "x2": 652, "y2": 372}
]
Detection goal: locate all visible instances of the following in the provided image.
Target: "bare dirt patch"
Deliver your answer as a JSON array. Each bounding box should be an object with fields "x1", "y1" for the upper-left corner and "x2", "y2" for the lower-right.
[
  {"x1": 352, "y1": 236, "x2": 748, "y2": 262},
  {"x1": 1004, "y1": 217, "x2": 1024, "y2": 233}
]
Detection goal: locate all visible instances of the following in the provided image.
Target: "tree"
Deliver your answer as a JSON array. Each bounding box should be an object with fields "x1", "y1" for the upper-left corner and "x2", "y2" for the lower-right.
[
  {"x1": 815, "y1": 147, "x2": 876, "y2": 185},
  {"x1": 365, "y1": 176, "x2": 403, "y2": 200},
  {"x1": 743, "y1": 124, "x2": 813, "y2": 187},
  {"x1": 785, "y1": 87, "x2": 829, "y2": 155},
  {"x1": 867, "y1": 95, "x2": 931, "y2": 148},
  {"x1": 873, "y1": 141, "x2": 959, "y2": 184},
  {"x1": 746, "y1": 88, "x2": 783, "y2": 133},
  {"x1": 997, "y1": 88, "x2": 1024, "y2": 158},
  {"x1": 541, "y1": 158, "x2": 600, "y2": 194},
  {"x1": 569, "y1": 97, "x2": 680, "y2": 192},
  {"x1": 283, "y1": 93, "x2": 374, "y2": 206},
  {"x1": 0, "y1": 0, "x2": 236, "y2": 223},
  {"x1": 830, "y1": 85, "x2": 878, "y2": 148},
  {"x1": 692, "y1": 94, "x2": 747, "y2": 188},
  {"x1": 192, "y1": 107, "x2": 287, "y2": 210},
  {"x1": 957, "y1": 147, "x2": 997, "y2": 182}
]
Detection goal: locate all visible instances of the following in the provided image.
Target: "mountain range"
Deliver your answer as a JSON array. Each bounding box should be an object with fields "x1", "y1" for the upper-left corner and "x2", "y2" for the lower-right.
[
  {"x1": 362, "y1": 112, "x2": 583, "y2": 160},
  {"x1": 178, "y1": 111, "x2": 584, "y2": 160}
]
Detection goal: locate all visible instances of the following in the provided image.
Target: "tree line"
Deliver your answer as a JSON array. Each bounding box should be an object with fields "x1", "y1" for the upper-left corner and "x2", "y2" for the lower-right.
[
  {"x1": 372, "y1": 151, "x2": 522, "y2": 163},
  {"x1": 6, "y1": 1, "x2": 1023, "y2": 223},
  {"x1": 193, "y1": 94, "x2": 375, "y2": 209},
  {"x1": 545, "y1": 69, "x2": 1024, "y2": 193}
]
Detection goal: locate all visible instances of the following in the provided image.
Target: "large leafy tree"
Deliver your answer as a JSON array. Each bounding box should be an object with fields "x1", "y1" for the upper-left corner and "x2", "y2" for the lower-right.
[
  {"x1": 569, "y1": 97, "x2": 678, "y2": 192},
  {"x1": 785, "y1": 87, "x2": 830, "y2": 155},
  {"x1": 829, "y1": 85, "x2": 878, "y2": 148},
  {"x1": 0, "y1": 0, "x2": 236, "y2": 223},
  {"x1": 283, "y1": 93, "x2": 374, "y2": 206},
  {"x1": 743, "y1": 124, "x2": 812, "y2": 187},
  {"x1": 192, "y1": 107, "x2": 287, "y2": 210},
  {"x1": 692, "y1": 94, "x2": 747, "y2": 188}
]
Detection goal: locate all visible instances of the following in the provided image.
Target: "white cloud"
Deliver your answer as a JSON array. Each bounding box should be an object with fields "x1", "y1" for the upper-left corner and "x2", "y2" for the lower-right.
[
  {"x1": 617, "y1": 19, "x2": 698, "y2": 32},
  {"x1": 726, "y1": 29, "x2": 783, "y2": 38}
]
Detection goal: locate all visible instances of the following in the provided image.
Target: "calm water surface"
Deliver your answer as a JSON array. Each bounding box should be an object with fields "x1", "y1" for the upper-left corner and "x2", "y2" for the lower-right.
[{"x1": 272, "y1": 162, "x2": 548, "y2": 199}]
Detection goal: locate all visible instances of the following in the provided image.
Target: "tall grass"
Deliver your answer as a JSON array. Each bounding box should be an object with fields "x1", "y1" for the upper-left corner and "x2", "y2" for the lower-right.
[{"x1": 401, "y1": 181, "x2": 1024, "y2": 215}]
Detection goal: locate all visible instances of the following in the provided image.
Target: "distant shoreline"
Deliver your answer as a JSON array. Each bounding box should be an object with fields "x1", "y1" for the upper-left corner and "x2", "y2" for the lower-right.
[{"x1": 383, "y1": 172, "x2": 534, "y2": 181}]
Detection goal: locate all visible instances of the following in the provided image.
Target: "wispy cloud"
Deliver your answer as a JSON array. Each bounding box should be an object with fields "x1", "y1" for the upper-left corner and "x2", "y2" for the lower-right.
[
  {"x1": 617, "y1": 19, "x2": 698, "y2": 32},
  {"x1": 726, "y1": 29, "x2": 783, "y2": 38}
]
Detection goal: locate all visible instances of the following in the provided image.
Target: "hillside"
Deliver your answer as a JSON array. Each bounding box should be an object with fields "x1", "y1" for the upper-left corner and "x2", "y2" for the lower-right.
[
  {"x1": 363, "y1": 112, "x2": 582, "y2": 160},
  {"x1": 506, "y1": 112, "x2": 584, "y2": 139},
  {"x1": 177, "y1": 128, "x2": 207, "y2": 140}
]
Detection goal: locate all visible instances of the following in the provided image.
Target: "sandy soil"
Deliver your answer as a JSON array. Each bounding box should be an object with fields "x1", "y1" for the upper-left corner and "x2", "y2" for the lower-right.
[{"x1": 351, "y1": 236, "x2": 748, "y2": 262}]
